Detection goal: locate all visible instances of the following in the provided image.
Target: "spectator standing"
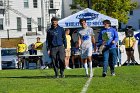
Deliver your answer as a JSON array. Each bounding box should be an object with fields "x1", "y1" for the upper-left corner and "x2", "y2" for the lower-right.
[
  {"x1": 98, "y1": 20, "x2": 118, "y2": 77},
  {"x1": 78, "y1": 18, "x2": 96, "y2": 78},
  {"x1": 65, "y1": 28, "x2": 72, "y2": 69},
  {"x1": 122, "y1": 34, "x2": 136, "y2": 65},
  {"x1": 17, "y1": 39, "x2": 27, "y2": 69},
  {"x1": 134, "y1": 32, "x2": 140, "y2": 59},
  {"x1": 46, "y1": 17, "x2": 67, "y2": 78}
]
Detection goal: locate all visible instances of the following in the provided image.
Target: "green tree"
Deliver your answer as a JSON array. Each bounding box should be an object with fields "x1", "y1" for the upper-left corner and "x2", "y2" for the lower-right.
[{"x1": 70, "y1": 0, "x2": 138, "y2": 24}]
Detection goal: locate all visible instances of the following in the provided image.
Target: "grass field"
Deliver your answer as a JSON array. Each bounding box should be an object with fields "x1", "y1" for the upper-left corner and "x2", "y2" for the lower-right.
[{"x1": 0, "y1": 66, "x2": 140, "y2": 93}]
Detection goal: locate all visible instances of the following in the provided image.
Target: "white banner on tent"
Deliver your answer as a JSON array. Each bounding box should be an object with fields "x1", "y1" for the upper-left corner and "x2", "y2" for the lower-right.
[{"x1": 58, "y1": 8, "x2": 118, "y2": 28}]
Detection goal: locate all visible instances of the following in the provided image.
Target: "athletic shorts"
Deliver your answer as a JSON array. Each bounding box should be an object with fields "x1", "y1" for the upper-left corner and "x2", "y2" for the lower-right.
[
  {"x1": 125, "y1": 47, "x2": 134, "y2": 51},
  {"x1": 80, "y1": 47, "x2": 92, "y2": 59},
  {"x1": 65, "y1": 49, "x2": 71, "y2": 56}
]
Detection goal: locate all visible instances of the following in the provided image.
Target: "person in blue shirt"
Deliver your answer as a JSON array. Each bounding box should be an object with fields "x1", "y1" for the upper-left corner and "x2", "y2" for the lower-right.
[
  {"x1": 98, "y1": 20, "x2": 118, "y2": 77},
  {"x1": 134, "y1": 32, "x2": 140, "y2": 59},
  {"x1": 46, "y1": 17, "x2": 67, "y2": 78}
]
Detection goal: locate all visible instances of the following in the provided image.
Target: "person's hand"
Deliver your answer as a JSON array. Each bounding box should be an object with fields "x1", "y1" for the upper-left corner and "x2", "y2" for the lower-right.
[
  {"x1": 132, "y1": 46, "x2": 135, "y2": 50},
  {"x1": 112, "y1": 40, "x2": 115, "y2": 44},
  {"x1": 102, "y1": 41, "x2": 106, "y2": 45},
  {"x1": 48, "y1": 50, "x2": 50, "y2": 56},
  {"x1": 93, "y1": 47, "x2": 97, "y2": 53}
]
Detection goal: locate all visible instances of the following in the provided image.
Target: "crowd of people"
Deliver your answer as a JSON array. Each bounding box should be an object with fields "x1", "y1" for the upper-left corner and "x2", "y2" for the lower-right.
[{"x1": 16, "y1": 17, "x2": 139, "y2": 78}]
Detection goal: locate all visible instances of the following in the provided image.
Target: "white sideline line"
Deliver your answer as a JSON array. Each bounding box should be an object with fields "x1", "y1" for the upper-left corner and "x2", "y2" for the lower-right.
[{"x1": 80, "y1": 69, "x2": 94, "y2": 93}]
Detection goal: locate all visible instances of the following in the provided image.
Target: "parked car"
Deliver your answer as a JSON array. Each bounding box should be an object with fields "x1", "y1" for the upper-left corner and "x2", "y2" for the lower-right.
[{"x1": 1, "y1": 48, "x2": 18, "y2": 69}]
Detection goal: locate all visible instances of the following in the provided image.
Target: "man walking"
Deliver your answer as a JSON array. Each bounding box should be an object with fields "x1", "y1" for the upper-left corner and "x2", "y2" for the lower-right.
[
  {"x1": 78, "y1": 18, "x2": 96, "y2": 78},
  {"x1": 98, "y1": 20, "x2": 118, "y2": 77},
  {"x1": 46, "y1": 17, "x2": 67, "y2": 78}
]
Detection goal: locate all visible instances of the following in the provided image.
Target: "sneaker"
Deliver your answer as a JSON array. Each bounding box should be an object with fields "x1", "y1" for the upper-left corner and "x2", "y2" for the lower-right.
[
  {"x1": 60, "y1": 75, "x2": 65, "y2": 78},
  {"x1": 45, "y1": 66, "x2": 49, "y2": 69},
  {"x1": 65, "y1": 67, "x2": 71, "y2": 69},
  {"x1": 40, "y1": 66, "x2": 46, "y2": 69},
  {"x1": 119, "y1": 64, "x2": 121, "y2": 67},
  {"x1": 54, "y1": 75, "x2": 59, "y2": 78},
  {"x1": 102, "y1": 72, "x2": 106, "y2": 77},
  {"x1": 111, "y1": 72, "x2": 116, "y2": 76}
]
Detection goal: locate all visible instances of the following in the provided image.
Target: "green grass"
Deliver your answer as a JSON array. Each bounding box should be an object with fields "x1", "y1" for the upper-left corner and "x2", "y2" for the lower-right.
[{"x1": 0, "y1": 66, "x2": 140, "y2": 93}]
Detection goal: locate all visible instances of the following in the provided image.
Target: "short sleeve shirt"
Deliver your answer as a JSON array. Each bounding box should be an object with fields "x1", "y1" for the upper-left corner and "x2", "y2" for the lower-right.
[
  {"x1": 17, "y1": 43, "x2": 27, "y2": 53},
  {"x1": 66, "y1": 35, "x2": 71, "y2": 49},
  {"x1": 35, "y1": 42, "x2": 43, "y2": 50},
  {"x1": 78, "y1": 27, "x2": 94, "y2": 49},
  {"x1": 123, "y1": 37, "x2": 136, "y2": 48}
]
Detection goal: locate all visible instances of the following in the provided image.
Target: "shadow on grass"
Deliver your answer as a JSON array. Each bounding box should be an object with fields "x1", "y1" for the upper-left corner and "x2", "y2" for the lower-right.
[{"x1": 0, "y1": 75, "x2": 87, "y2": 79}]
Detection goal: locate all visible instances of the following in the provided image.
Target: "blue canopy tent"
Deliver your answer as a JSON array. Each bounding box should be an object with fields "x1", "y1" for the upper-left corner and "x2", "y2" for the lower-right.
[{"x1": 58, "y1": 8, "x2": 118, "y2": 28}]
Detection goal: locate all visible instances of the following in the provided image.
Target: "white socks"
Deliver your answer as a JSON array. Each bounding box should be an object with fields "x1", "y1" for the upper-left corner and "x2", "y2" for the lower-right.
[
  {"x1": 84, "y1": 63, "x2": 88, "y2": 75},
  {"x1": 89, "y1": 62, "x2": 93, "y2": 77},
  {"x1": 84, "y1": 62, "x2": 93, "y2": 77}
]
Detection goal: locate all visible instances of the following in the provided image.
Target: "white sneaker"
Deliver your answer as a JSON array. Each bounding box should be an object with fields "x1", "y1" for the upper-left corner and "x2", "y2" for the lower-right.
[
  {"x1": 45, "y1": 66, "x2": 49, "y2": 69},
  {"x1": 40, "y1": 66, "x2": 46, "y2": 69},
  {"x1": 111, "y1": 72, "x2": 116, "y2": 76},
  {"x1": 65, "y1": 67, "x2": 71, "y2": 69},
  {"x1": 119, "y1": 64, "x2": 121, "y2": 67}
]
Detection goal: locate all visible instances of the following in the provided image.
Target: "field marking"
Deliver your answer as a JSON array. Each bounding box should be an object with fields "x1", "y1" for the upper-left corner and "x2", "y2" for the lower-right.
[{"x1": 80, "y1": 69, "x2": 94, "y2": 93}]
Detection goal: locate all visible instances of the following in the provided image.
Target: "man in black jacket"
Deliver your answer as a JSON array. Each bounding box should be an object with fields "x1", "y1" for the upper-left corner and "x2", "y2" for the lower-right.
[{"x1": 46, "y1": 17, "x2": 67, "y2": 78}]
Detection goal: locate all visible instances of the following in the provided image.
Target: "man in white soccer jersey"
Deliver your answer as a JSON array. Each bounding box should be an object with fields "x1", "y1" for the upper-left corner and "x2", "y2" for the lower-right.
[{"x1": 78, "y1": 18, "x2": 96, "y2": 78}]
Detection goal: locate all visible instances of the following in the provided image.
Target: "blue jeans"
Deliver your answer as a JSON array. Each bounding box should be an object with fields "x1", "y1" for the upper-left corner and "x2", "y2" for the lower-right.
[{"x1": 102, "y1": 48, "x2": 117, "y2": 73}]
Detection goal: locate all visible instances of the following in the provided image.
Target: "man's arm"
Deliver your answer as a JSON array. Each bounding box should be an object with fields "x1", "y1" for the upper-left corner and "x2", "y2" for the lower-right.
[
  {"x1": 90, "y1": 28, "x2": 96, "y2": 52},
  {"x1": 132, "y1": 37, "x2": 136, "y2": 49},
  {"x1": 122, "y1": 37, "x2": 126, "y2": 45},
  {"x1": 62, "y1": 28, "x2": 67, "y2": 48},
  {"x1": 112, "y1": 29, "x2": 119, "y2": 44},
  {"x1": 78, "y1": 36, "x2": 81, "y2": 48},
  {"x1": 98, "y1": 30, "x2": 103, "y2": 45},
  {"x1": 91, "y1": 35, "x2": 96, "y2": 52}
]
